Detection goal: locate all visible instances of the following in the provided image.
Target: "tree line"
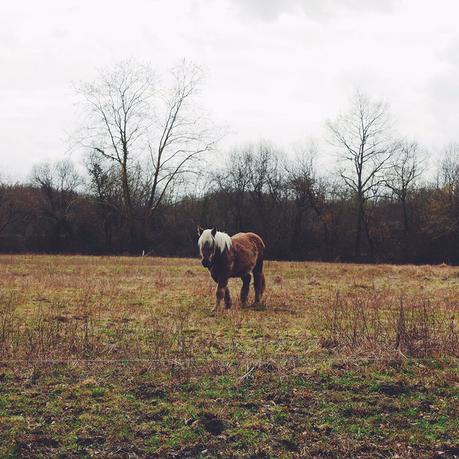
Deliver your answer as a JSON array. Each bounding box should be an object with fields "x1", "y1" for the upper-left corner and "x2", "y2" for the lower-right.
[{"x1": 1, "y1": 62, "x2": 458, "y2": 264}]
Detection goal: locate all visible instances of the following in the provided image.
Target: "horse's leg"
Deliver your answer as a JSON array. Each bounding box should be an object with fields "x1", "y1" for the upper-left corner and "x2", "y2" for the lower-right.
[
  {"x1": 212, "y1": 278, "x2": 228, "y2": 313},
  {"x1": 240, "y1": 274, "x2": 251, "y2": 308},
  {"x1": 253, "y1": 257, "x2": 265, "y2": 303},
  {"x1": 224, "y1": 286, "x2": 232, "y2": 309},
  {"x1": 253, "y1": 273, "x2": 265, "y2": 303}
]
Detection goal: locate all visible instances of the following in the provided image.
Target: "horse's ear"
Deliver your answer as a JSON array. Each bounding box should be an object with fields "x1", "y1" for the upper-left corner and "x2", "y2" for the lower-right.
[
  {"x1": 197, "y1": 225, "x2": 204, "y2": 236},
  {"x1": 211, "y1": 227, "x2": 217, "y2": 237}
]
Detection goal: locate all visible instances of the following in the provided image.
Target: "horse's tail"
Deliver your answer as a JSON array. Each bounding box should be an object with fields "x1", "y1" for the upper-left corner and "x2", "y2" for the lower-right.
[
  {"x1": 254, "y1": 255, "x2": 263, "y2": 273},
  {"x1": 253, "y1": 252, "x2": 266, "y2": 297},
  {"x1": 254, "y1": 238, "x2": 264, "y2": 275},
  {"x1": 245, "y1": 232, "x2": 265, "y2": 299}
]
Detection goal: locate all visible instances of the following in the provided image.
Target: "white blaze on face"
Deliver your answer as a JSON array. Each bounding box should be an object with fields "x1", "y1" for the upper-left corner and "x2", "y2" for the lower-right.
[{"x1": 198, "y1": 229, "x2": 215, "y2": 256}]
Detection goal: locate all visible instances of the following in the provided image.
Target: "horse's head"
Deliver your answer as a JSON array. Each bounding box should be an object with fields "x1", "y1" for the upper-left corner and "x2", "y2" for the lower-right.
[{"x1": 197, "y1": 226, "x2": 218, "y2": 268}]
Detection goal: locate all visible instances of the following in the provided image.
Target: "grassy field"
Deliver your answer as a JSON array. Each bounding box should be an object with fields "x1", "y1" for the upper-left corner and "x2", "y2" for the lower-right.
[{"x1": 0, "y1": 255, "x2": 458, "y2": 458}]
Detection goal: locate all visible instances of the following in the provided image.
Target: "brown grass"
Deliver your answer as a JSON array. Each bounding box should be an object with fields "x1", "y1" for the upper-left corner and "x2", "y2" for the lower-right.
[
  {"x1": 1, "y1": 256, "x2": 457, "y2": 364},
  {"x1": 0, "y1": 255, "x2": 458, "y2": 457},
  {"x1": 318, "y1": 292, "x2": 458, "y2": 358}
]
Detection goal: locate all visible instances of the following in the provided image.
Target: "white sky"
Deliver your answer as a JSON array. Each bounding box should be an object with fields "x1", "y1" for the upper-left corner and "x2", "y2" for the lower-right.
[{"x1": 1, "y1": 0, "x2": 459, "y2": 179}]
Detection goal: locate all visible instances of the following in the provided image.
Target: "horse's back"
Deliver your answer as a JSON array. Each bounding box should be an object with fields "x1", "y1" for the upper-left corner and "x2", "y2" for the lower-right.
[
  {"x1": 232, "y1": 231, "x2": 264, "y2": 249},
  {"x1": 219, "y1": 232, "x2": 264, "y2": 278}
]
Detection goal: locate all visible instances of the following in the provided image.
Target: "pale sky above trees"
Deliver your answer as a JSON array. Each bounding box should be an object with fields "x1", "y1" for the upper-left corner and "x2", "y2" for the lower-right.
[{"x1": 2, "y1": 0, "x2": 459, "y2": 178}]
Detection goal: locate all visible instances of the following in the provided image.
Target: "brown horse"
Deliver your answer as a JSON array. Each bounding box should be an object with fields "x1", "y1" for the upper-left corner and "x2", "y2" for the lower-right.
[{"x1": 197, "y1": 226, "x2": 266, "y2": 312}]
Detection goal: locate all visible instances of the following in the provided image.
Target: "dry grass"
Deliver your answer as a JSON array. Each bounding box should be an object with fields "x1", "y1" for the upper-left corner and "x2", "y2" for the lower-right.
[
  {"x1": 0, "y1": 255, "x2": 458, "y2": 457},
  {"x1": 317, "y1": 292, "x2": 458, "y2": 358}
]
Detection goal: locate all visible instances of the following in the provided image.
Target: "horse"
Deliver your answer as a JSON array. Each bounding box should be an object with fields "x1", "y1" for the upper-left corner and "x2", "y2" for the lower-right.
[{"x1": 197, "y1": 226, "x2": 266, "y2": 312}]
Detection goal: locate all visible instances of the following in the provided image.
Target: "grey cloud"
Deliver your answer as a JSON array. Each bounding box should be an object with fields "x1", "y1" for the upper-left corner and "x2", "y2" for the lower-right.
[
  {"x1": 429, "y1": 37, "x2": 459, "y2": 104},
  {"x1": 438, "y1": 36, "x2": 459, "y2": 68},
  {"x1": 425, "y1": 39, "x2": 459, "y2": 146},
  {"x1": 233, "y1": 0, "x2": 400, "y2": 21},
  {"x1": 53, "y1": 28, "x2": 69, "y2": 39}
]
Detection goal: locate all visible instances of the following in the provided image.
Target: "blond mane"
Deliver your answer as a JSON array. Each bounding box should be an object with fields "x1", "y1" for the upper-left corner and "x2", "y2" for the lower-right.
[{"x1": 198, "y1": 229, "x2": 232, "y2": 255}]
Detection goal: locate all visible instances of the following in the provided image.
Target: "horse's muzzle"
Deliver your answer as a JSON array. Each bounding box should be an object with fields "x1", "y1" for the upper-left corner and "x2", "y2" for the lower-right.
[{"x1": 201, "y1": 259, "x2": 210, "y2": 268}]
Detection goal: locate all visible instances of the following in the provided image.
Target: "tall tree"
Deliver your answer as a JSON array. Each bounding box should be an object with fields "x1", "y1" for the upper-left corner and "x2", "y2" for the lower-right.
[
  {"x1": 213, "y1": 148, "x2": 253, "y2": 231},
  {"x1": 86, "y1": 154, "x2": 121, "y2": 251},
  {"x1": 78, "y1": 60, "x2": 153, "y2": 248},
  {"x1": 440, "y1": 143, "x2": 459, "y2": 198},
  {"x1": 213, "y1": 143, "x2": 282, "y2": 233},
  {"x1": 145, "y1": 62, "x2": 217, "y2": 218},
  {"x1": 287, "y1": 149, "x2": 330, "y2": 257},
  {"x1": 31, "y1": 160, "x2": 81, "y2": 252},
  {"x1": 386, "y1": 141, "x2": 423, "y2": 242},
  {"x1": 327, "y1": 92, "x2": 396, "y2": 258},
  {"x1": 435, "y1": 144, "x2": 459, "y2": 241},
  {"x1": 77, "y1": 60, "x2": 215, "y2": 251},
  {"x1": 0, "y1": 180, "x2": 18, "y2": 240}
]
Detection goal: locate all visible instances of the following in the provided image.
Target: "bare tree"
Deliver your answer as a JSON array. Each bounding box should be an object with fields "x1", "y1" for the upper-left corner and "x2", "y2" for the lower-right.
[
  {"x1": 435, "y1": 143, "x2": 459, "y2": 237},
  {"x1": 327, "y1": 92, "x2": 397, "y2": 258},
  {"x1": 146, "y1": 62, "x2": 217, "y2": 216},
  {"x1": 0, "y1": 180, "x2": 15, "y2": 237},
  {"x1": 32, "y1": 160, "x2": 81, "y2": 197},
  {"x1": 386, "y1": 141, "x2": 423, "y2": 236},
  {"x1": 286, "y1": 146, "x2": 330, "y2": 256},
  {"x1": 77, "y1": 60, "x2": 154, "y2": 248},
  {"x1": 245, "y1": 143, "x2": 280, "y2": 223},
  {"x1": 31, "y1": 160, "x2": 81, "y2": 251},
  {"x1": 440, "y1": 143, "x2": 459, "y2": 196},
  {"x1": 86, "y1": 154, "x2": 122, "y2": 251},
  {"x1": 213, "y1": 142, "x2": 283, "y2": 232},
  {"x1": 77, "y1": 59, "x2": 216, "y2": 250},
  {"x1": 213, "y1": 148, "x2": 253, "y2": 231}
]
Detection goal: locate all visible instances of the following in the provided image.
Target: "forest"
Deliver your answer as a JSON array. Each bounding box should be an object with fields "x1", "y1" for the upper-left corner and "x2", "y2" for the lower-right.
[{"x1": 1, "y1": 61, "x2": 458, "y2": 264}]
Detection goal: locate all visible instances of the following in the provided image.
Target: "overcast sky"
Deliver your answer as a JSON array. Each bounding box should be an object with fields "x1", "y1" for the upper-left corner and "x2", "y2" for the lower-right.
[{"x1": 1, "y1": 0, "x2": 459, "y2": 179}]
